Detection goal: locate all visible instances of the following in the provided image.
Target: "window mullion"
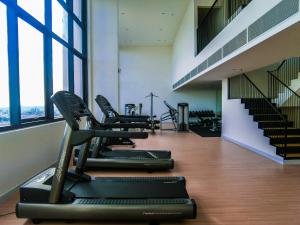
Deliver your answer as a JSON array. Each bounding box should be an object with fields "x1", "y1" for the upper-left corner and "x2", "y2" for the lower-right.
[
  {"x1": 82, "y1": 0, "x2": 88, "y2": 104},
  {"x1": 44, "y1": 0, "x2": 54, "y2": 119},
  {"x1": 7, "y1": 1, "x2": 21, "y2": 126},
  {"x1": 68, "y1": 0, "x2": 74, "y2": 93}
]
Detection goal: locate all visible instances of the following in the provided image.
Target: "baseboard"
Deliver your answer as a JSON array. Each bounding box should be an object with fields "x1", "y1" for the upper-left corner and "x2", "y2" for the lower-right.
[
  {"x1": 222, "y1": 135, "x2": 284, "y2": 164},
  {"x1": 0, "y1": 162, "x2": 56, "y2": 203}
]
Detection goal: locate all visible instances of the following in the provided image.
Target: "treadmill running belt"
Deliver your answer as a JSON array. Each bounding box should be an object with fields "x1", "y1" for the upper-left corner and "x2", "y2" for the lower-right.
[
  {"x1": 101, "y1": 150, "x2": 171, "y2": 159},
  {"x1": 70, "y1": 179, "x2": 189, "y2": 199}
]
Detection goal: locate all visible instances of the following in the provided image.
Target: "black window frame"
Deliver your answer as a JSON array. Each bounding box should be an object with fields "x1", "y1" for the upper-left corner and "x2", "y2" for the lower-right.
[{"x1": 0, "y1": 0, "x2": 88, "y2": 132}]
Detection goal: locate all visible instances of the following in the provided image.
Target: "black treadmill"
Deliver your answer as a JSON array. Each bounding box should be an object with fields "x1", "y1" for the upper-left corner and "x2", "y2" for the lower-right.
[
  {"x1": 16, "y1": 91, "x2": 197, "y2": 224},
  {"x1": 73, "y1": 96, "x2": 174, "y2": 171}
]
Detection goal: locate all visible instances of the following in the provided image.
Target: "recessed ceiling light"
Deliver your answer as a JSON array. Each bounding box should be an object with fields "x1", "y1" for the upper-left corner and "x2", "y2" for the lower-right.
[{"x1": 161, "y1": 12, "x2": 174, "y2": 16}]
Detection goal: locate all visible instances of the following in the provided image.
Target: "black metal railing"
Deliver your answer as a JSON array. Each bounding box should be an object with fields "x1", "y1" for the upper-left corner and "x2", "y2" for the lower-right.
[
  {"x1": 268, "y1": 71, "x2": 300, "y2": 129},
  {"x1": 196, "y1": 0, "x2": 252, "y2": 55},
  {"x1": 227, "y1": 0, "x2": 252, "y2": 24},
  {"x1": 197, "y1": 0, "x2": 224, "y2": 54},
  {"x1": 270, "y1": 57, "x2": 300, "y2": 86},
  {"x1": 241, "y1": 74, "x2": 288, "y2": 158}
]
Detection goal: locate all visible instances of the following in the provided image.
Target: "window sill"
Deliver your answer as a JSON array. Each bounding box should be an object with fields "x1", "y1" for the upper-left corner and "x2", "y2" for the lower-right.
[{"x1": 0, "y1": 118, "x2": 65, "y2": 133}]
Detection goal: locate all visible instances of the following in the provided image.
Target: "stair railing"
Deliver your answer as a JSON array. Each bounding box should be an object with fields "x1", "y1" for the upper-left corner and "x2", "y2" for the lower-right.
[
  {"x1": 241, "y1": 74, "x2": 288, "y2": 158},
  {"x1": 269, "y1": 57, "x2": 300, "y2": 86},
  {"x1": 268, "y1": 70, "x2": 300, "y2": 128}
]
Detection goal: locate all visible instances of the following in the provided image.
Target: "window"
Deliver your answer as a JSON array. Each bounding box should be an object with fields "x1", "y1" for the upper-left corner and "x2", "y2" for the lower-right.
[
  {"x1": 0, "y1": 0, "x2": 87, "y2": 131},
  {"x1": 17, "y1": 0, "x2": 45, "y2": 24},
  {"x1": 0, "y1": 3, "x2": 10, "y2": 126},
  {"x1": 74, "y1": 56, "x2": 83, "y2": 98},
  {"x1": 52, "y1": 39, "x2": 69, "y2": 117},
  {"x1": 52, "y1": 0, "x2": 68, "y2": 42},
  {"x1": 73, "y1": 0, "x2": 82, "y2": 21},
  {"x1": 74, "y1": 22, "x2": 82, "y2": 53},
  {"x1": 18, "y1": 19, "x2": 45, "y2": 120}
]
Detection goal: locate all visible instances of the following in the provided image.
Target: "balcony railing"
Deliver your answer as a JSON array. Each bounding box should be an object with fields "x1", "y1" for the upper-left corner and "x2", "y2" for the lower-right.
[{"x1": 196, "y1": 0, "x2": 252, "y2": 55}]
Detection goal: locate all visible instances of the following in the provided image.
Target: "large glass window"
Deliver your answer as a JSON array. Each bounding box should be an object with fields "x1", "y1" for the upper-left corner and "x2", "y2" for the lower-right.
[
  {"x1": 52, "y1": 39, "x2": 69, "y2": 117},
  {"x1": 74, "y1": 56, "x2": 83, "y2": 98},
  {"x1": 17, "y1": 0, "x2": 45, "y2": 24},
  {"x1": 18, "y1": 19, "x2": 45, "y2": 120},
  {"x1": 52, "y1": 0, "x2": 68, "y2": 42},
  {"x1": 73, "y1": 22, "x2": 82, "y2": 53},
  {"x1": 0, "y1": 3, "x2": 10, "y2": 126},
  {"x1": 73, "y1": 0, "x2": 82, "y2": 21},
  {"x1": 0, "y1": 0, "x2": 87, "y2": 131}
]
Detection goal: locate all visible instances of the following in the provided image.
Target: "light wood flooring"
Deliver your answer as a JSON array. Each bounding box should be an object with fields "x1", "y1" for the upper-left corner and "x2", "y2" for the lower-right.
[{"x1": 1, "y1": 130, "x2": 300, "y2": 225}]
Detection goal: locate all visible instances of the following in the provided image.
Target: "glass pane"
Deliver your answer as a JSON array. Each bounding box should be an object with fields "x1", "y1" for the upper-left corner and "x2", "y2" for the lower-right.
[
  {"x1": 52, "y1": 0, "x2": 68, "y2": 42},
  {"x1": 73, "y1": 21, "x2": 82, "y2": 53},
  {"x1": 74, "y1": 56, "x2": 83, "y2": 98},
  {"x1": 52, "y1": 39, "x2": 69, "y2": 118},
  {"x1": 0, "y1": 3, "x2": 10, "y2": 126},
  {"x1": 17, "y1": 0, "x2": 45, "y2": 24},
  {"x1": 73, "y1": 0, "x2": 82, "y2": 21},
  {"x1": 18, "y1": 19, "x2": 45, "y2": 119}
]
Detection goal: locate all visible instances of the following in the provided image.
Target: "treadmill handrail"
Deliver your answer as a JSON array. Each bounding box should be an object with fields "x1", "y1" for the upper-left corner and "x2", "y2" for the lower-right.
[
  {"x1": 99, "y1": 122, "x2": 150, "y2": 129},
  {"x1": 71, "y1": 129, "x2": 148, "y2": 146}
]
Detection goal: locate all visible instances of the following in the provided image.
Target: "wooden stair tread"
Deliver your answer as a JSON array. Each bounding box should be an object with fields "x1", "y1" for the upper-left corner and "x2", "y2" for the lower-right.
[
  {"x1": 282, "y1": 153, "x2": 300, "y2": 158},
  {"x1": 264, "y1": 127, "x2": 299, "y2": 130},
  {"x1": 274, "y1": 144, "x2": 300, "y2": 147},
  {"x1": 269, "y1": 135, "x2": 300, "y2": 138}
]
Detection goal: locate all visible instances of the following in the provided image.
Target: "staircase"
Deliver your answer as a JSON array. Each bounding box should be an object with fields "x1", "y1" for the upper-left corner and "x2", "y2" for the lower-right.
[
  {"x1": 242, "y1": 98, "x2": 300, "y2": 159},
  {"x1": 240, "y1": 73, "x2": 300, "y2": 160}
]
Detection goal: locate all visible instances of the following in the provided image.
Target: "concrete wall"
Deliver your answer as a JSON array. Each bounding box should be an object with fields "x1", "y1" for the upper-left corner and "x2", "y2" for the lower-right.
[
  {"x1": 89, "y1": 0, "x2": 119, "y2": 120},
  {"x1": 0, "y1": 122, "x2": 65, "y2": 201},
  {"x1": 119, "y1": 46, "x2": 219, "y2": 117}
]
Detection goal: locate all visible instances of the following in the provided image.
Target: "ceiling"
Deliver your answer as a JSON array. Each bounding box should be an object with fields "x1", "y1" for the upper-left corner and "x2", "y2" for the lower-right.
[{"x1": 118, "y1": 0, "x2": 190, "y2": 46}]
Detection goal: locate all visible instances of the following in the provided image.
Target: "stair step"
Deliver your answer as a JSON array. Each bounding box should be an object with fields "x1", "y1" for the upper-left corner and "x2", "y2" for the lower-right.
[
  {"x1": 253, "y1": 114, "x2": 286, "y2": 122},
  {"x1": 275, "y1": 144, "x2": 300, "y2": 154},
  {"x1": 269, "y1": 135, "x2": 300, "y2": 144},
  {"x1": 264, "y1": 128, "x2": 300, "y2": 135},
  {"x1": 241, "y1": 98, "x2": 272, "y2": 103},
  {"x1": 258, "y1": 121, "x2": 293, "y2": 128},
  {"x1": 278, "y1": 153, "x2": 300, "y2": 159},
  {"x1": 244, "y1": 102, "x2": 277, "y2": 110},
  {"x1": 248, "y1": 108, "x2": 281, "y2": 115}
]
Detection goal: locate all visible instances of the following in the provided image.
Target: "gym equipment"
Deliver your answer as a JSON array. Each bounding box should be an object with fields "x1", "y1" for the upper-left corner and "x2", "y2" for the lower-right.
[
  {"x1": 125, "y1": 103, "x2": 136, "y2": 115},
  {"x1": 72, "y1": 96, "x2": 174, "y2": 171},
  {"x1": 16, "y1": 91, "x2": 197, "y2": 224},
  {"x1": 160, "y1": 101, "x2": 178, "y2": 131},
  {"x1": 96, "y1": 94, "x2": 159, "y2": 126},
  {"x1": 177, "y1": 103, "x2": 189, "y2": 132},
  {"x1": 189, "y1": 110, "x2": 215, "y2": 127},
  {"x1": 145, "y1": 92, "x2": 159, "y2": 133}
]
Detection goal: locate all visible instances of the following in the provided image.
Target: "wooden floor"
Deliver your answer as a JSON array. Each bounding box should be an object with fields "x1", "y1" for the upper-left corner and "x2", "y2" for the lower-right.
[{"x1": 1, "y1": 130, "x2": 300, "y2": 225}]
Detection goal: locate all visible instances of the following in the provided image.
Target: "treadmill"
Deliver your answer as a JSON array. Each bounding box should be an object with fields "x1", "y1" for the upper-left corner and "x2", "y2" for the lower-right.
[
  {"x1": 16, "y1": 91, "x2": 197, "y2": 224},
  {"x1": 73, "y1": 98, "x2": 174, "y2": 171},
  {"x1": 95, "y1": 94, "x2": 159, "y2": 147}
]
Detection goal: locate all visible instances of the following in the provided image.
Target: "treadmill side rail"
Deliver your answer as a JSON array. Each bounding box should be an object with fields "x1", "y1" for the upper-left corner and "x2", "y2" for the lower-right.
[{"x1": 16, "y1": 198, "x2": 196, "y2": 221}]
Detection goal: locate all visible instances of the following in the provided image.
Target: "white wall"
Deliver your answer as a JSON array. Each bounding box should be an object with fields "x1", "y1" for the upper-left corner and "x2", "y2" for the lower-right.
[
  {"x1": 89, "y1": 0, "x2": 119, "y2": 120},
  {"x1": 221, "y1": 79, "x2": 284, "y2": 163},
  {"x1": 172, "y1": 0, "x2": 298, "y2": 85},
  {"x1": 119, "y1": 46, "x2": 218, "y2": 117},
  {"x1": 0, "y1": 122, "x2": 65, "y2": 201}
]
